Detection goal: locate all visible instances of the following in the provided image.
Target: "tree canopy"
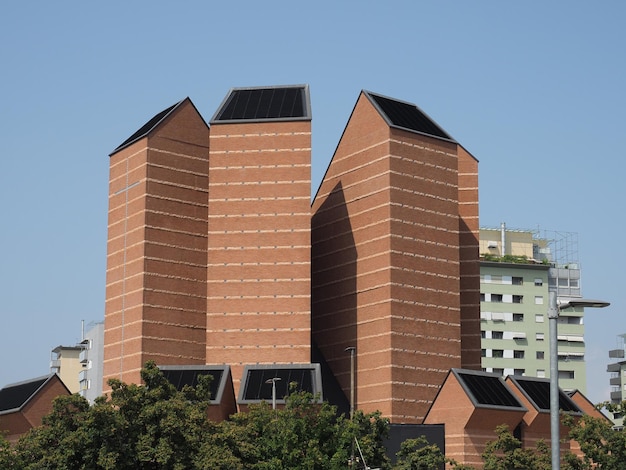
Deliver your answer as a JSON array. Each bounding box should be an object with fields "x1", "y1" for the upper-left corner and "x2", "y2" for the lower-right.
[
  {"x1": 5, "y1": 363, "x2": 393, "y2": 470},
  {"x1": 4, "y1": 363, "x2": 625, "y2": 470}
]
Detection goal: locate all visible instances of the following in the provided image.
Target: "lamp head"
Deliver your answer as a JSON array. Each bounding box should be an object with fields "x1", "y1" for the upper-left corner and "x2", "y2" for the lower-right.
[{"x1": 558, "y1": 298, "x2": 610, "y2": 310}]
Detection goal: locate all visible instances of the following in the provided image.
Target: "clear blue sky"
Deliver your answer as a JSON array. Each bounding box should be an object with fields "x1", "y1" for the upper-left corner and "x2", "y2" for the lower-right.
[{"x1": 1, "y1": 1, "x2": 624, "y2": 405}]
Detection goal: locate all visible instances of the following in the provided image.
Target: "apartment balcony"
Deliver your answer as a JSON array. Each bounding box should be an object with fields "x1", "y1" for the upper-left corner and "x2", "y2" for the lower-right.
[
  {"x1": 609, "y1": 349, "x2": 625, "y2": 359},
  {"x1": 79, "y1": 349, "x2": 88, "y2": 363},
  {"x1": 607, "y1": 363, "x2": 622, "y2": 373},
  {"x1": 610, "y1": 391, "x2": 623, "y2": 401},
  {"x1": 610, "y1": 377, "x2": 622, "y2": 386},
  {"x1": 50, "y1": 359, "x2": 61, "y2": 369}
]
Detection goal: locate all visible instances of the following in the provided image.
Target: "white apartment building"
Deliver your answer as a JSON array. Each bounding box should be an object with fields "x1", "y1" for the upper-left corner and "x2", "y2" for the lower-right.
[
  {"x1": 50, "y1": 321, "x2": 104, "y2": 403},
  {"x1": 480, "y1": 224, "x2": 586, "y2": 392}
]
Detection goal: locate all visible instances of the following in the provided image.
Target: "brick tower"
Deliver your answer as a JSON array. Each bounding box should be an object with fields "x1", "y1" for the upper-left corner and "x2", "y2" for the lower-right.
[
  {"x1": 206, "y1": 86, "x2": 312, "y2": 396},
  {"x1": 311, "y1": 91, "x2": 480, "y2": 423},
  {"x1": 103, "y1": 98, "x2": 210, "y2": 388}
]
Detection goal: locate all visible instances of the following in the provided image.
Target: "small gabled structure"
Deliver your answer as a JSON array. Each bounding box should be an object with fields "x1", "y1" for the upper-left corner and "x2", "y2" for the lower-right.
[
  {"x1": 0, "y1": 374, "x2": 71, "y2": 442},
  {"x1": 423, "y1": 369, "x2": 527, "y2": 468},
  {"x1": 159, "y1": 365, "x2": 237, "y2": 422},
  {"x1": 505, "y1": 375, "x2": 582, "y2": 458},
  {"x1": 566, "y1": 389, "x2": 613, "y2": 458},
  {"x1": 237, "y1": 364, "x2": 323, "y2": 413}
]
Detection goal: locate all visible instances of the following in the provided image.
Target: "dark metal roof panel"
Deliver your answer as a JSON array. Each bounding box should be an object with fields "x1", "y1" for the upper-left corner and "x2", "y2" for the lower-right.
[
  {"x1": 110, "y1": 98, "x2": 188, "y2": 155},
  {"x1": 453, "y1": 369, "x2": 526, "y2": 410},
  {"x1": 211, "y1": 85, "x2": 311, "y2": 123},
  {"x1": 238, "y1": 364, "x2": 322, "y2": 404},
  {"x1": 0, "y1": 375, "x2": 52, "y2": 413},
  {"x1": 159, "y1": 365, "x2": 230, "y2": 404},
  {"x1": 364, "y1": 90, "x2": 455, "y2": 142},
  {"x1": 508, "y1": 376, "x2": 582, "y2": 413}
]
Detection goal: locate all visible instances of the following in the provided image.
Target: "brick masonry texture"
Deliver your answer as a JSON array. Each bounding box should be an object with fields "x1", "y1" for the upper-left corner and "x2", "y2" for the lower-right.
[
  {"x1": 311, "y1": 92, "x2": 480, "y2": 423},
  {"x1": 103, "y1": 88, "x2": 480, "y2": 423}
]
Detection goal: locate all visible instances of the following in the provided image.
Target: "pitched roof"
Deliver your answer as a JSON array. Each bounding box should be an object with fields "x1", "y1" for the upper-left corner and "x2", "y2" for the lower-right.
[
  {"x1": 159, "y1": 365, "x2": 230, "y2": 404},
  {"x1": 507, "y1": 376, "x2": 582, "y2": 413},
  {"x1": 211, "y1": 85, "x2": 311, "y2": 123},
  {"x1": 110, "y1": 98, "x2": 189, "y2": 155},
  {"x1": 0, "y1": 374, "x2": 56, "y2": 413},
  {"x1": 364, "y1": 90, "x2": 454, "y2": 142},
  {"x1": 452, "y1": 369, "x2": 526, "y2": 410},
  {"x1": 238, "y1": 364, "x2": 322, "y2": 404}
]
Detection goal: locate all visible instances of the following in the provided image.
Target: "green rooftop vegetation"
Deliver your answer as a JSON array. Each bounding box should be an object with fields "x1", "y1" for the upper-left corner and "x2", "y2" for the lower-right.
[{"x1": 481, "y1": 253, "x2": 549, "y2": 265}]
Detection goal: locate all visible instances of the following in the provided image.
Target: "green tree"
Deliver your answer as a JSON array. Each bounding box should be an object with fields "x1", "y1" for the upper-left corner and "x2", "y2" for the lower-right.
[
  {"x1": 481, "y1": 424, "x2": 550, "y2": 470},
  {"x1": 14, "y1": 361, "x2": 225, "y2": 469},
  {"x1": 563, "y1": 411, "x2": 626, "y2": 470},
  {"x1": 394, "y1": 435, "x2": 446, "y2": 470},
  {"x1": 221, "y1": 385, "x2": 391, "y2": 469},
  {"x1": 8, "y1": 363, "x2": 395, "y2": 469},
  {"x1": 0, "y1": 432, "x2": 19, "y2": 470}
]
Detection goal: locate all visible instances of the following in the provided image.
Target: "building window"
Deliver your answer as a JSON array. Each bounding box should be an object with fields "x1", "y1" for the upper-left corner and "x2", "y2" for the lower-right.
[
  {"x1": 536, "y1": 351, "x2": 545, "y2": 360},
  {"x1": 512, "y1": 277, "x2": 523, "y2": 286},
  {"x1": 558, "y1": 370, "x2": 575, "y2": 380},
  {"x1": 492, "y1": 331, "x2": 504, "y2": 340},
  {"x1": 514, "y1": 350, "x2": 525, "y2": 359},
  {"x1": 534, "y1": 278, "x2": 543, "y2": 286},
  {"x1": 536, "y1": 332, "x2": 545, "y2": 340},
  {"x1": 535, "y1": 296, "x2": 544, "y2": 305},
  {"x1": 481, "y1": 330, "x2": 486, "y2": 339},
  {"x1": 514, "y1": 369, "x2": 525, "y2": 376},
  {"x1": 535, "y1": 314, "x2": 545, "y2": 323},
  {"x1": 492, "y1": 294, "x2": 503, "y2": 303},
  {"x1": 481, "y1": 349, "x2": 486, "y2": 357},
  {"x1": 513, "y1": 313, "x2": 524, "y2": 322},
  {"x1": 537, "y1": 369, "x2": 546, "y2": 378},
  {"x1": 513, "y1": 295, "x2": 523, "y2": 304},
  {"x1": 492, "y1": 349, "x2": 504, "y2": 358},
  {"x1": 480, "y1": 293, "x2": 485, "y2": 302},
  {"x1": 493, "y1": 368, "x2": 504, "y2": 376}
]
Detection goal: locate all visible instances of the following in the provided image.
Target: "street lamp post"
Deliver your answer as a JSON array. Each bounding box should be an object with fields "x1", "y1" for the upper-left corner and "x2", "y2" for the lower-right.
[
  {"x1": 345, "y1": 346, "x2": 356, "y2": 467},
  {"x1": 548, "y1": 292, "x2": 609, "y2": 469},
  {"x1": 345, "y1": 347, "x2": 356, "y2": 420},
  {"x1": 265, "y1": 377, "x2": 282, "y2": 410}
]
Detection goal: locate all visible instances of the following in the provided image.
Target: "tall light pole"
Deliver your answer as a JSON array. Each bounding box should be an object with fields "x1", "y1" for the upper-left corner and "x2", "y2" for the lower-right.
[
  {"x1": 265, "y1": 377, "x2": 282, "y2": 410},
  {"x1": 345, "y1": 346, "x2": 356, "y2": 419},
  {"x1": 548, "y1": 292, "x2": 609, "y2": 469},
  {"x1": 345, "y1": 346, "x2": 356, "y2": 467}
]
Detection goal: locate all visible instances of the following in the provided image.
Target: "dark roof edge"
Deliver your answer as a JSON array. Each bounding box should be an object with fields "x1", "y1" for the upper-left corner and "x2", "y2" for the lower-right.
[
  {"x1": 158, "y1": 364, "x2": 231, "y2": 404},
  {"x1": 507, "y1": 375, "x2": 583, "y2": 415},
  {"x1": 236, "y1": 363, "x2": 323, "y2": 405},
  {"x1": 362, "y1": 90, "x2": 458, "y2": 144},
  {"x1": 209, "y1": 84, "x2": 312, "y2": 124},
  {"x1": 451, "y1": 368, "x2": 528, "y2": 411},
  {"x1": 0, "y1": 374, "x2": 66, "y2": 415},
  {"x1": 110, "y1": 97, "x2": 200, "y2": 156}
]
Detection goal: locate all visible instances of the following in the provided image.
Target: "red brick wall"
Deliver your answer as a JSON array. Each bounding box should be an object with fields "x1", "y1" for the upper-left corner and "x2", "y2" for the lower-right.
[
  {"x1": 0, "y1": 377, "x2": 71, "y2": 443},
  {"x1": 457, "y1": 146, "x2": 481, "y2": 370},
  {"x1": 104, "y1": 100, "x2": 209, "y2": 390},
  {"x1": 207, "y1": 120, "x2": 311, "y2": 397},
  {"x1": 312, "y1": 92, "x2": 471, "y2": 423}
]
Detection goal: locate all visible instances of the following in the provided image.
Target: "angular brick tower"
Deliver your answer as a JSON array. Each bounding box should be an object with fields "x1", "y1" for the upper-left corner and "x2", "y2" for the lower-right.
[
  {"x1": 103, "y1": 98, "x2": 210, "y2": 388},
  {"x1": 311, "y1": 91, "x2": 480, "y2": 423},
  {"x1": 206, "y1": 86, "x2": 312, "y2": 397}
]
